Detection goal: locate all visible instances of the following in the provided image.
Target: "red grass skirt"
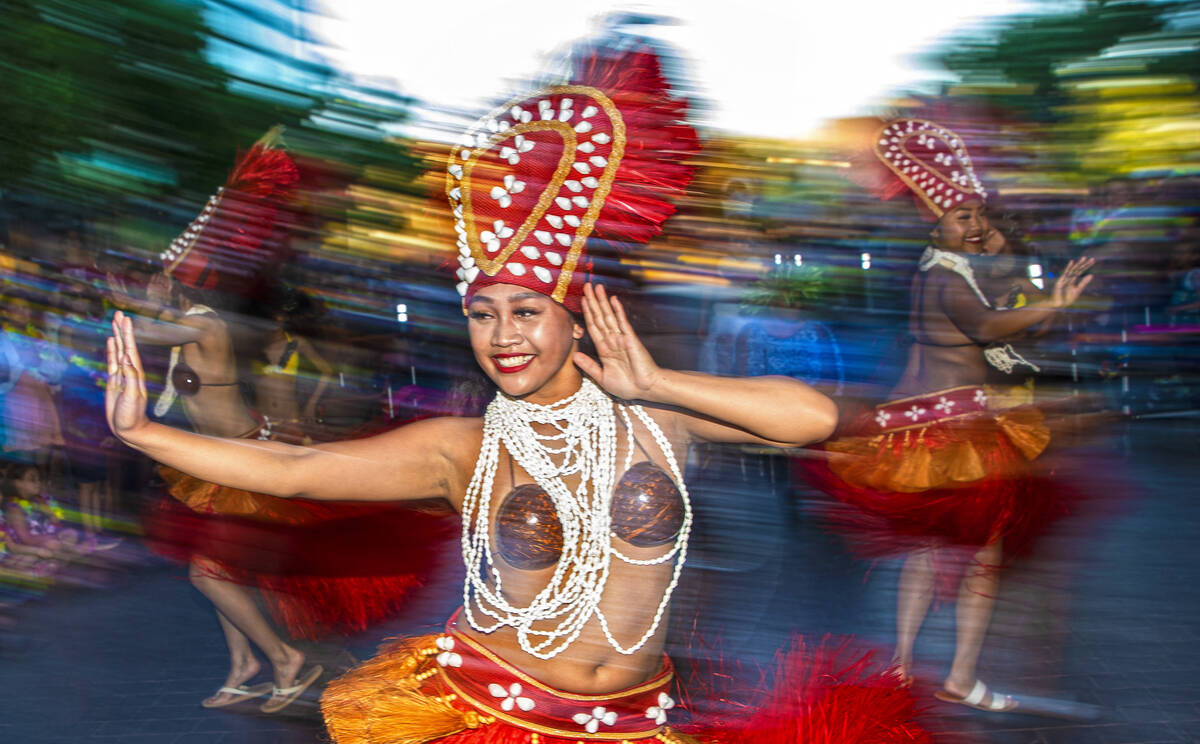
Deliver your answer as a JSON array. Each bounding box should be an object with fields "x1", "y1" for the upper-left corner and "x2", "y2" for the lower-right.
[
  {"x1": 321, "y1": 613, "x2": 929, "y2": 744},
  {"x1": 143, "y1": 422, "x2": 456, "y2": 639},
  {"x1": 797, "y1": 385, "x2": 1067, "y2": 561}
]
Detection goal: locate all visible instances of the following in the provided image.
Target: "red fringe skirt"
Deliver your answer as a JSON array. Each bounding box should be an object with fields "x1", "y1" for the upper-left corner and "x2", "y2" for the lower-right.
[
  {"x1": 321, "y1": 613, "x2": 929, "y2": 744},
  {"x1": 143, "y1": 421, "x2": 456, "y2": 639}
]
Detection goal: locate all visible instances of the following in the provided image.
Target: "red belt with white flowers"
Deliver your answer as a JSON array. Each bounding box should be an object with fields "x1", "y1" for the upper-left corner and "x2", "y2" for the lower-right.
[{"x1": 434, "y1": 615, "x2": 677, "y2": 740}]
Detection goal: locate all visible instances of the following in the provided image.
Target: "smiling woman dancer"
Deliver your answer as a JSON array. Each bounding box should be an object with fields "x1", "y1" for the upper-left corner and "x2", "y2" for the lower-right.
[
  {"x1": 108, "y1": 47, "x2": 928, "y2": 744},
  {"x1": 805, "y1": 118, "x2": 1093, "y2": 714}
]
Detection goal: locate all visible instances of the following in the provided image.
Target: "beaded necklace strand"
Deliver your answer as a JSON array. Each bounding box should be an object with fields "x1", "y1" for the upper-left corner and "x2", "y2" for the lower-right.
[{"x1": 460, "y1": 378, "x2": 692, "y2": 659}]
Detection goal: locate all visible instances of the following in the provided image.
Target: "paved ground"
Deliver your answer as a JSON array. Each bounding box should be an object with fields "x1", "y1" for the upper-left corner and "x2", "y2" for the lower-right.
[{"x1": 1, "y1": 418, "x2": 1197, "y2": 743}]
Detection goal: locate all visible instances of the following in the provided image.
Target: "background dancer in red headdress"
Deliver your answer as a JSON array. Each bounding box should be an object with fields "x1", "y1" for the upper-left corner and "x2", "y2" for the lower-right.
[
  {"x1": 803, "y1": 118, "x2": 1094, "y2": 713},
  {"x1": 111, "y1": 130, "x2": 443, "y2": 712},
  {"x1": 104, "y1": 44, "x2": 929, "y2": 744}
]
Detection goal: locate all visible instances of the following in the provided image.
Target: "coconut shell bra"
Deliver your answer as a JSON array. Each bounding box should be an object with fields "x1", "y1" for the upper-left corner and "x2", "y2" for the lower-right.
[{"x1": 495, "y1": 433, "x2": 684, "y2": 571}]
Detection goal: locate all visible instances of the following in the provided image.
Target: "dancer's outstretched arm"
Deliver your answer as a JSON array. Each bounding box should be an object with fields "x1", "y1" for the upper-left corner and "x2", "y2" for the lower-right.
[
  {"x1": 106, "y1": 312, "x2": 471, "y2": 503},
  {"x1": 940, "y1": 257, "x2": 1094, "y2": 343},
  {"x1": 573, "y1": 284, "x2": 838, "y2": 448}
]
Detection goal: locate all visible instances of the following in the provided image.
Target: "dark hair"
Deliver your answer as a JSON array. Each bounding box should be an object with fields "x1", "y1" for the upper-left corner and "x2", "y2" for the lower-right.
[
  {"x1": 268, "y1": 283, "x2": 324, "y2": 335},
  {"x1": 988, "y1": 206, "x2": 1032, "y2": 257},
  {"x1": 0, "y1": 462, "x2": 41, "y2": 505}
]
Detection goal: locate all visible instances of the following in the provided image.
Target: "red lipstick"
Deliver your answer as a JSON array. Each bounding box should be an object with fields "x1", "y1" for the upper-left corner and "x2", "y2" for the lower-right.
[{"x1": 491, "y1": 353, "x2": 535, "y2": 374}]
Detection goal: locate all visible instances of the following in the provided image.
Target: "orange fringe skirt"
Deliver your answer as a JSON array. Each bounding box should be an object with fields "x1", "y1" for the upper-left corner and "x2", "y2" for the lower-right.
[{"x1": 798, "y1": 385, "x2": 1069, "y2": 559}]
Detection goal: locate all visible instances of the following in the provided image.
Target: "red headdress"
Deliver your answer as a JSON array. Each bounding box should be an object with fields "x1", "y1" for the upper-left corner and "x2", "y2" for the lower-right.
[
  {"x1": 161, "y1": 127, "x2": 301, "y2": 293},
  {"x1": 447, "y1": 44, "x2": 699, "y2": 313},
  {"x1": 863, "y1": 118, "x2": 987, "y2": 222}
]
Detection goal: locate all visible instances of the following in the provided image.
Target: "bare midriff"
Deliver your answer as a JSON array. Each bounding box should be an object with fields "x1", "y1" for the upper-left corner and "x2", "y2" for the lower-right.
[
  {"x1": 254, "y1": 372, "x2": 301, "y2": 423},
  {"x1": 456, "y1": 548, "x2": 675, "y2": 694},
  {"x1": 892, "y1": 272, "x2": 989, "y2": 399}
]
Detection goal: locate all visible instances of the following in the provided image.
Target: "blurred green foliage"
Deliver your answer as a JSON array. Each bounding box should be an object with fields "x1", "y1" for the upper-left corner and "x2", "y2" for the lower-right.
[
  {"x1": 932, "y1": 0, "x2": 1198, "y2": 179},
  {"x1": 941, "y1": 1, "x2": 1173, "y2": 106},
  {"x1": 0, "y1": 0, "x2": 420, "y2": 222},
  {"x1": 0, "y1": 0, "x2": 299, "y2": 206},
  {"x1": 741, "y1": 264, "x2": 829, "y2": 313}
]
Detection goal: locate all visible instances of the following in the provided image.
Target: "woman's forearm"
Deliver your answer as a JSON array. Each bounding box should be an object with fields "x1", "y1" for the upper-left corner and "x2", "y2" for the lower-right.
[
  {"x1": 646, "y1": 370, "x2": 838, "y2": 446},
  {"x1": 979, "y1": 303, "x2": 1060, "y2": 341},
  {"x1": 121, "y1": 421, "x2": 309, "y2": 497}
]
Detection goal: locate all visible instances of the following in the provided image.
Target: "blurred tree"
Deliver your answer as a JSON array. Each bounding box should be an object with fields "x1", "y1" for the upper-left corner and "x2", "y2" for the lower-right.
[
  {"x1": 0, "y1": 0, "x2": 315, "y2": 213},
  {"x1": 939, "y1": 1, "x2": 1173, "y2": 106},
  {"x1": 926, "y1": 0, "x2": 1197, "y2": 181}
]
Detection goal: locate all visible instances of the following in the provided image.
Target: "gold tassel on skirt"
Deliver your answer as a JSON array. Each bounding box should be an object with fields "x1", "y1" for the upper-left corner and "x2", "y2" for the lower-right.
[{"x1": 322, "y1": 634, "x2": 488, "y2": 744}]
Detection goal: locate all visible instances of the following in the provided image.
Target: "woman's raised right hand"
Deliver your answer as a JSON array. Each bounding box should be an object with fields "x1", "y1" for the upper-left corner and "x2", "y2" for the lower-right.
[
  {"x1": 1050, "y1": 257, "x2": 1096, "y2": 309},
  {"x1": 105, "y1": 311, "x2": 150, "y2": 443}
]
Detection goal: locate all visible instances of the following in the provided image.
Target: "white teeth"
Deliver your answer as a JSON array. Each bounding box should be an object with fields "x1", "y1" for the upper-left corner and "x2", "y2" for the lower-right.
[{"x1": 494, "y1": 354, "x2": 534, "y2": 368}]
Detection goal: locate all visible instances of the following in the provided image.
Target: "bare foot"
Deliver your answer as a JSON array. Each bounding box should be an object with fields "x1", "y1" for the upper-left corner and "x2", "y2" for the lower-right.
[
  {"x1": 203, "y1": 657, "x2": 263, "y2": 707},
  {"x1": 262, "y1": 646, "x2": 306, "y2": 705},
  {"x1": 889, "y1": 657, "x2": 913, "y2": 687}
]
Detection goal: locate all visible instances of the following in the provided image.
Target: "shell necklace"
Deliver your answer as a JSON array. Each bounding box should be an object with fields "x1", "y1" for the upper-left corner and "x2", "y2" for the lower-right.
[{"x1": 460, "y1": 378, "x2": 692, "y2": 659}]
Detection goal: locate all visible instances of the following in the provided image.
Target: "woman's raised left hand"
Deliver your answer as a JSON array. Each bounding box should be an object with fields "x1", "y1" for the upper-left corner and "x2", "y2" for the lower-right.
[
  {"x1": 574, "y1": 283, "x2": 664, "y2": 401},
  {"x1": 105, "y1": 311, "x2": 151, "y2": 444}
]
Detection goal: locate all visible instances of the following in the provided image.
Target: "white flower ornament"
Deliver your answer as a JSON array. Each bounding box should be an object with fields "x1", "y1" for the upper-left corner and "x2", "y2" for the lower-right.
[
  {"x1": 498, "y1": 135, "x2": 534, "y2": 165},
  {"x1": 489, "y1": 174, "x2": 526, "y2": 209},
  {"x1": 644, "y1": 693, "x2": 675, "y2": 725},
  {"x1": 435, "y1": 636, "x2": 462, "y2": 667},
  {"x1": 904, "y1": 405, "x2": 927, "y2": 421},
  {"x1": 573, "y1": 706, "x2": 618, "y2": 734},
  {"x1": 875, "y1": 410, "x2": 892, "y2": 428},
  {"x1": 480, "y1": 220, "x2": 514, "y2": 253},
  {"x1": 973, "y1": 388, "x2": 988, "y2": 406},
  {"x1": 934, "y1": 397, "x2": 955, "y2": 415},
  {"x1": 488, "y1": 682, "x2": 535, "y2": 712}
]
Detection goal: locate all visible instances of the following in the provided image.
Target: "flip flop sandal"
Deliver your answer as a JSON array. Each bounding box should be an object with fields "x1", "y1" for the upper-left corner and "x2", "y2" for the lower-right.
[
  {"x1": 201, "y1": 682, "x2": 274, "y2": 708},
  {"x1": 934, "y1": 680, "x2": 1019, "y2": 712},
  {"x1": 260, "y1": 664, "x2": 324, "y2": 713}
]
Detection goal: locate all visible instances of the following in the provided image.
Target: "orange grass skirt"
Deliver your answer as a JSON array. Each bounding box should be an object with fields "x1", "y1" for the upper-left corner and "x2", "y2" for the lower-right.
[{"x1": 798, "y1": 386, "x2": 1069, "y2": 559}]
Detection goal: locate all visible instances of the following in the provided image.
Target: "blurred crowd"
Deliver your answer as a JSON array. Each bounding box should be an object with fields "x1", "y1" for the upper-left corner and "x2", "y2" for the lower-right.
[
  {"x1": 1, "y1": 5, "x2": 1199, "y2": 737},
  {"x1": 3, "y1": 141, "x2": 1199, "y2": 622}
]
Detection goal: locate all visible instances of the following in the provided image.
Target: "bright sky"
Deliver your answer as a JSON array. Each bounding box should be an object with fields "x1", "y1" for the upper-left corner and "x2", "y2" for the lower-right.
[{"x1": 309, "y1": 0, "x2": 1041, "y2": 139}]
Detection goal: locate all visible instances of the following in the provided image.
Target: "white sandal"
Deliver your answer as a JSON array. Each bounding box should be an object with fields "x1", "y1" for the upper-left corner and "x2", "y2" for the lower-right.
[
  {"x1": 934, "y1": 680, "x2": 1019, "y2": 712},
  {"x1": 260, "y1": 664, "x2": 323, "y2": 713},
  {"x1": 200, "y1": 682, "x2": 273, "y2": 708}
]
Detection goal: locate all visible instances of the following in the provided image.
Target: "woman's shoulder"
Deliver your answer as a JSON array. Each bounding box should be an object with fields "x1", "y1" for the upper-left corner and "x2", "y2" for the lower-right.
[
  {"x1": 399, "y1": 415, "x2": 486, "y2": 484},
  {"x1": 373, "y1": 414, "x2": 484, "y2": 454}
]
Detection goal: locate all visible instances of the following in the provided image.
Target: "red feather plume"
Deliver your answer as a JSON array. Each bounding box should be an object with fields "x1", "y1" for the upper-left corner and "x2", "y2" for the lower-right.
[
  {"x1": 163, "y1": 126, "x2": 301, "y2": 293},
  {"x1": 570, "y1": 45, "x2": 699, "y2": 246}
]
